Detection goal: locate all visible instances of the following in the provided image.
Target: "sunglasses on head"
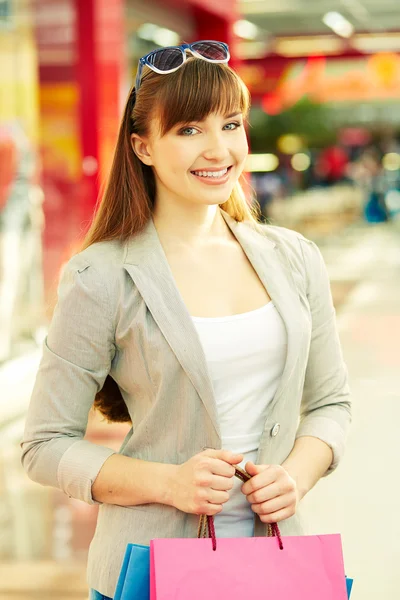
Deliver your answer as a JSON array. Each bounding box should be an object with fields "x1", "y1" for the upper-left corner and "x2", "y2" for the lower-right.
[{"x1": 135, "y1": 40, "x2": 230, "y2": 92}]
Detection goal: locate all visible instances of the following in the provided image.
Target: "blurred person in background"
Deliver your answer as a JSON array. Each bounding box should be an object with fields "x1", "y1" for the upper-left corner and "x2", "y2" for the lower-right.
[
  {"x1": 314, "y1": 143, "x2": 350, "y2": 188},
  {"x1": 251, "y1": 172, "x2": 284, "y2": 221},
  {"x1": 21, "y1": 41, "x2": 351, "y2": 600},
  {"x1": 350, "y1": 147, "x2": 389, "y2": 223},
  {"x1": 0, "y1": 120, "x2": 44, "y2": 363}
]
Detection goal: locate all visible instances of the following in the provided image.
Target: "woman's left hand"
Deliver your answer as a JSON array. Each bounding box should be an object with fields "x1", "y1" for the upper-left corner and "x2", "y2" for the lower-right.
[{"x1": 241, "y1": 462, "x2": 300, "y2": 524}]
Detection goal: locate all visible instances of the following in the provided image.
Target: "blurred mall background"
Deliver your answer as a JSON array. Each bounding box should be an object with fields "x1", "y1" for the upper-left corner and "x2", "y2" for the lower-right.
[{"x1": 1, "y1": 0, "x2": 400, "y2": 598}]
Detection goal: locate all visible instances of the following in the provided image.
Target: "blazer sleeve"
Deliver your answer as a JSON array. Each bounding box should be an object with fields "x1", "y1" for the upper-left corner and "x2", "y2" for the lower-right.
[
  {"x1": 295, "y1": 237, "x2": 351, "y2": 473},
  {"x1": 20, "y1": 254, "x2": 116, "y2": 504}
]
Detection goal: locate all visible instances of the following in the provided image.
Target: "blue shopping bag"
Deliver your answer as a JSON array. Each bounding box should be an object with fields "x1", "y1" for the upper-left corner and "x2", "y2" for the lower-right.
[
  {"x1": 115, "y1": 542, "x2": 353, "y2": 600},
  {"x1": 114, "y1": 543, "x2": 150, "y2": 600},
  {"x1": 346, "y1": 577, "x2": 354, "y2": 598}
]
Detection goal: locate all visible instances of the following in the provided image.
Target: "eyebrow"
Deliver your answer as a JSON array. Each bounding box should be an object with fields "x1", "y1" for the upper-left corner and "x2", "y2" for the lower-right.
[
  {"x1": 175, "y1": 112, "x2": 243, "y2": 129},
  {"x1": 224, "y1": 112, "x2": 242, "y2": 118}
]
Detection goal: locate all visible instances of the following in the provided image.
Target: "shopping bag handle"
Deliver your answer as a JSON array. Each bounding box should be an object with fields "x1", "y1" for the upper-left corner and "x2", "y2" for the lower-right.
[{"x1": 197, "y1": 465, "x2": 283, "y2": 551}]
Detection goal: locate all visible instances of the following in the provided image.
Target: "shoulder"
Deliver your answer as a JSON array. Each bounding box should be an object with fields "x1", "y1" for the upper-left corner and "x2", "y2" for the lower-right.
[
  {"x1": 59, "y1": 239, "x2": 127, "y2": 306},
  {"x1": 249, "y1": 221, "x2": 322, "y2": 274},
  {"x1": 256, "y1": 221, "x2": 313, "y2": 248},
  {"x1": 64, "y1": 238, "x2": 125, "y2": 277},
  {"x1": 68, "y1": 238, "x2": 125, "y2": 271}
]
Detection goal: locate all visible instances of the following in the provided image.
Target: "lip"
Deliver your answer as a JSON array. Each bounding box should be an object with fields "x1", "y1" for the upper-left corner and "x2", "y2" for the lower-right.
[
  {"x1": 190, "y1": 165, "x2": 233, "y2": 186},
  {"x1": 191, "y1": 165, "x2": 233, "y2": 172}
]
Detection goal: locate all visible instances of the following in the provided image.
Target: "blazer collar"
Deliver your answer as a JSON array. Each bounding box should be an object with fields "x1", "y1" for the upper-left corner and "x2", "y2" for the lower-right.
[{"x1": 123, "y1": 209, "x2": 303, "y2": 439}]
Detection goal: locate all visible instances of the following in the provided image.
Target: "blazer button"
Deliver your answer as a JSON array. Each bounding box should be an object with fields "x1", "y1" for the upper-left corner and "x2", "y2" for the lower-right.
[{"x1": 271, "y1": 423, "x2": 281, "y2": 437}]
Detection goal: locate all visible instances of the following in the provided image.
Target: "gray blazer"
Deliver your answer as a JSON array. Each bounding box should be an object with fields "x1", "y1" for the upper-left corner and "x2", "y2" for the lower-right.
[{"x1": 21, "y1": 209, "x2": 351, "y2": 597}]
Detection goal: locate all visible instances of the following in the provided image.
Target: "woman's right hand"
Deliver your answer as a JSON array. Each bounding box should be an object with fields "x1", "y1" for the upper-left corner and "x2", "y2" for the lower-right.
[{"x1": 168, "y1": 449, "x2": 243, "y2": 516}]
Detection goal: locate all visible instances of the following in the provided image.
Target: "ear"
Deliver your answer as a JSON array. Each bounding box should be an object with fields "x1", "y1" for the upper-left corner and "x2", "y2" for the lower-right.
[{"x1": 130, "y1": 133, "x2": 153, "y2": 166}]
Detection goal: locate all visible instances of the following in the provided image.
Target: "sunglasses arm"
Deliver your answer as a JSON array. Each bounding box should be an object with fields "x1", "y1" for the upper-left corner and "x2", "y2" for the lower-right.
[{"x1": 135, "y1": 61, "x2": 144, "y2": 92}]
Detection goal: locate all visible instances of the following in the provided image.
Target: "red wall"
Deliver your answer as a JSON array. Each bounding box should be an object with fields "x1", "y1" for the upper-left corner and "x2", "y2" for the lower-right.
[{"x1": 34, "y1": 0, "x2": 240, "y2": 305}]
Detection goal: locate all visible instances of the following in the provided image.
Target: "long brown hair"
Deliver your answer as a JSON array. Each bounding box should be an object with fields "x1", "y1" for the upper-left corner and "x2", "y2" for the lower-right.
[{"x1": 81, "y1": 58, "x2": 261, "y2": 423}]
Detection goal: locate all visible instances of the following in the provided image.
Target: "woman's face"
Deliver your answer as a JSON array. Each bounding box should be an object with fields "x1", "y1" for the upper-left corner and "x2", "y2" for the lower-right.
[{"x1": 132, "y1": 110, "x2": 249, "y2": 207}]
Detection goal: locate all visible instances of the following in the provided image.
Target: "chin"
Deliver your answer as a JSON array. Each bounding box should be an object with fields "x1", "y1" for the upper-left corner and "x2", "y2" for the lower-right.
[
  {"x1": 200, "y1": 187, "x2": 235, "y2": 204},
  {"x1": 201, "y1": 195, "x2": 231, "y2": 207}
]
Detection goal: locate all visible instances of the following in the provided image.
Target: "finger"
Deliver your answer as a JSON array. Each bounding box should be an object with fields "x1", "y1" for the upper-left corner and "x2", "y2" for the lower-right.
[
  {"x1": 203, "y1": 449, "x2": 244, "y2": 465},
  {"x1": 208, "y1": 458, "x2": 238, "y2": 478},
  {"x1": 207, "y1": 489, "x2": 230, "y2": 505},
  {"x1": 246, "y1": 481, "x2": 289, "y2": 504},
  {"x1": 241, "y1": 468, "x2": 277, "y2": 496},
  {"x1": 210, "y1": 474, "x2": 235, "y2": 492},
  {"x1": 259, "y1": 506, "x2": 295, "y2": 524},
  {"x1": 245, "y1": 461, "x2": 269, "y2": 477},
  {"x1": 202, "y1": 504, "x2": 223, "y2": 517},
  {"x1": 251, "y1": 492, "x2": 295, "y2": 516}
]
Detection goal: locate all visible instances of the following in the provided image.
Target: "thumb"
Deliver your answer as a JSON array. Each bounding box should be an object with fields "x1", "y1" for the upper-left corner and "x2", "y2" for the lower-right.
[{"x1": 245, "y1": 461, "x2": 269, "y2": 476}]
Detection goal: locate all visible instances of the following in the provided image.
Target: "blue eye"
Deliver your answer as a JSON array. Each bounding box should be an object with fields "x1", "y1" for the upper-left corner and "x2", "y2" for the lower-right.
[
  {"x1": 178, "y1": 121, "x2": 242, "y2": 136},
  {"x1": 224, "y1": 122, "x2": 241, "y2": 130},
  {"x1": 180, "y1": 127, "x2": 197, "y2": 136}
]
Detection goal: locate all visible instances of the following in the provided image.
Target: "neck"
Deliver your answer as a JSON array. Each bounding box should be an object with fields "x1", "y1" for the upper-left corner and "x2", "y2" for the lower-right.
[{"x1": 152, "y1": 201, "x2": 232, "y2": 250}]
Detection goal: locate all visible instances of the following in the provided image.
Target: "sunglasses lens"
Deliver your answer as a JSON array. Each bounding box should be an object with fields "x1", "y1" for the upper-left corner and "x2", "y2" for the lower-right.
[
  {"x1": 191, "y1": 41, "x2": 228, "y2": 61},
  {"x1": 148, "y1": 47, "x2": 184, "y2": 71}
]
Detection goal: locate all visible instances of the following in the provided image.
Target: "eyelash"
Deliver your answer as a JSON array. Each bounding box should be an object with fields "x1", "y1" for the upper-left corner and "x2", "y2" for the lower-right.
[{"x1": 179, "y1": 121, "x2": 242, "y2": 136}]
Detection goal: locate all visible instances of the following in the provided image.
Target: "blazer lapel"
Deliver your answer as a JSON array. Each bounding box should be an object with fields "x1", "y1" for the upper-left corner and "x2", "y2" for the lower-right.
[
  {"x1": 122, "y1": 209, "x2": 305, "y2": 439},
  {"x1": 220, "y1": 211, "x2": 304, "y2": 411},
  {"x1": 123, "y1": 217, "x2": 221, "y2": 437}
]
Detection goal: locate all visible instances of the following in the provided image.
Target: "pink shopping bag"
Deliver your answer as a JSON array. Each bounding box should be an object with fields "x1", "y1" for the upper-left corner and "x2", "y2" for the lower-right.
[
  {"x1": 150, "y1": 530, "x2": 348, "y2": 600},
  {"x1": 150, "y1": 467, "x2": 348, "y2": 599}
]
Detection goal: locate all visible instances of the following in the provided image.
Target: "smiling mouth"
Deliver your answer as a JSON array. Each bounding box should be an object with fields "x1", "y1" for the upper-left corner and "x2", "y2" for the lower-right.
[{"x1": 190, "y1": 166, "x2": 233, "y2": 179}]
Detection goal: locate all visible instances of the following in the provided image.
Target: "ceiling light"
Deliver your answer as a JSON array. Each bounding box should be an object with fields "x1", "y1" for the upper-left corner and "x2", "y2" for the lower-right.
[
  {"x1": 322, "y1": 12, "x2": 354, "y2": 38},
  {"x1": 137, "y1": 23, "x2": 179, "y2": 47},
  {"x1": 274, "y1": 36, "x2": 344, "y2": 56},
  {"x1": 353, "y1": 34, "x2": 400, "y2": 53},
  {"x1": 236, "y1": 40, "x2": 270, "y2": 59},
  {"x1": 238, "y1": 0, "x2": 295, "y2": 15},
  {"x1": 234, "y1": 19, "x2": 259, "y2": 40},
  {"x1": 153, "y1": 27, "x2": 180, "y2": 47},
  {"x1": 137, "y1": 23, "x2": 159, "y2": 42}
]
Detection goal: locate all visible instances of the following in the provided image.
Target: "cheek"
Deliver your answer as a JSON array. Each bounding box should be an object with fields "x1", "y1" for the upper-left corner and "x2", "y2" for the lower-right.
[
  {"x1": 151, "y1": 148, "x2": 193, "y2": 189},
  {"x1": 155, "y1": 141, "x2": 195, "y2": 175},
  {"x1": 241, "y1": 133, "x2": 250, "y2": 156},
  {"x1": 236, "y1": 147, "x2": 249, "y2": 173},
  {"x1": 233, "y1": 132, "x2": 249, "y2": 162}
]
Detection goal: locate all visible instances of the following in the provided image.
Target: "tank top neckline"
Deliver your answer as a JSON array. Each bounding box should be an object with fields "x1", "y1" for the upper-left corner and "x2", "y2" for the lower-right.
[{"x1": 191, "y1": 301, "x2": 274, "y2": 323}]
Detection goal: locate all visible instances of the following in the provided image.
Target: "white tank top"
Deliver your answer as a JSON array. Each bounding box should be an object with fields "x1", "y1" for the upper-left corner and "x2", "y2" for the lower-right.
[{"x1": 191, "y1": 302, "x2": 287, "y2": 537}]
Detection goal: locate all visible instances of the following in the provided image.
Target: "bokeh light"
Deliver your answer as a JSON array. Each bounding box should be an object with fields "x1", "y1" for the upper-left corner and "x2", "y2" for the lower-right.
[
  {"x1": 291, "y1": 153, "x2": 311, "y2": 171},
  {"x1": 245, "y1": 153, "x2": 279, "y2": 172},
  {"x1": 382, "y1": 152, "x2": 400, "y2": 171},
  {"x1": 277, "y1": 134, "x2": 303, "y2": 155}
]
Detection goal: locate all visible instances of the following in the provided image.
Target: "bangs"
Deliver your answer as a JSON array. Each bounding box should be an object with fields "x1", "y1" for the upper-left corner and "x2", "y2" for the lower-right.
[{"x1": 152, "y1": 59, "x2": 250, "y2": 136}]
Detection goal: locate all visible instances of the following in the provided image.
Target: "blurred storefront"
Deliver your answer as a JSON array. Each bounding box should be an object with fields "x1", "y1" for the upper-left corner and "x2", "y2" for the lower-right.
[
  {"x1": 31, "y1": 0, "x2": 241, "y2": 308},
  {"x1": 238, "y1": 50, "x2": 400, "y2": 223},
  {"x1": 1, "y1": 0, "x2": 241, "y2": 360},
  {"x1": 2, "y1": 0, "x2": 400, "y2": 597},
  {"x1": 0, "y1": 1, "x2": 240, "y2": 597},
  {"x1": 0, "y1": 0, "x2": 43, "y2": 363}
]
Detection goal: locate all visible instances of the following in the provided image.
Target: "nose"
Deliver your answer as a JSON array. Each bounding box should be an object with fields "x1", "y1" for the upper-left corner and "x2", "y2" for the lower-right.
[{"x1": 202, "y1": 130, "x2": 231, "y2": 163}]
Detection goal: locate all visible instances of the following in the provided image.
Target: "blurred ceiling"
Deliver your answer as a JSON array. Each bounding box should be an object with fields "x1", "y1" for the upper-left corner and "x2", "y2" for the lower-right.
[
  {"x1": 239, "y1": 0, "x2": 400, "y2": 36},
  {"x1": 236, "y1": 0, "x2": 400, "y2": 58}
]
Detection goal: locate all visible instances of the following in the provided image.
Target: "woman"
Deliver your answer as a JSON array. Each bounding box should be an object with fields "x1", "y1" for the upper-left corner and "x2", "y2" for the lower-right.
[{"x1": 21, "y1": 41, "x2": 351, "y2": 600}]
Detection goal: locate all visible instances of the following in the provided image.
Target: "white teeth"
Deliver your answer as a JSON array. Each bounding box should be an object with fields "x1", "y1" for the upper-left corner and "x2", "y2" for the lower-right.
[{"x1": 192, "y1": 168, "x2": 228, "y2": 178}]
